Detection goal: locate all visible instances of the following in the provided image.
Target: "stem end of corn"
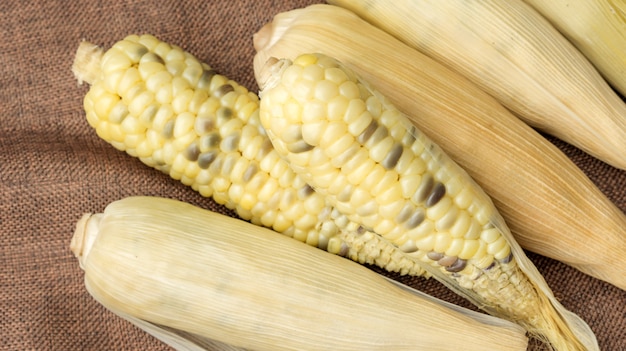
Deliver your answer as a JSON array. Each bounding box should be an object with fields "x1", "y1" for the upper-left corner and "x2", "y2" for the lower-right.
[
  {"x1": 71, "y1": 212, "x2": 101, "y2": 269},
  {"x1": 72, "y1": 40, "x2": 104, "y2": 86}
]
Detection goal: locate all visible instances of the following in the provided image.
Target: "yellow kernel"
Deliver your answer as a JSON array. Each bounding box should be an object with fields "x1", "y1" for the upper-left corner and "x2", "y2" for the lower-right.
[
  {"x1": 101, "y1": 50, "x2": 132, "y2": 75},
  {"x1": 325, "y1": 66, "x2": 349, "y2": 85},
  {"x1": 455, "y1": 187, "x2": 474, "y2": 210},
  {"x1": 414, "y1": 233, "x2": 436, "y2": 252},
  {"x1": 494, "y1": 245, "x2": 512, "y2": 261},
  {"x1": 117, "y1": 67, "x2": 141, "y2": 97},
  {"x1": 475, "y1": 202, "x2": 494, "y2": 226},
  {"x1": 408, "y1": 219, "x2": 435, "y2": 240},
  {"x1": 293, "y1": 53, "x2": 318, "y2": 67},
  {"x1": 347, "y1": 110, "x2": 372, "y2": 136},
  {"x1": 301, "y1": 62, "x2": 324, "y2": 82},
  {"x1": 449, "y1": 210, "x2": 471, "y2": 238},
  {"x1": 314, "y1": 80, "x2": 338, "y2": 102},
  {"x1": 373, "y1": 218, "x2": 395, "y2": 237},
  {"x1": 319, "y1": 122, "x2": 347, "y2": 148},
  {"x1": 436, "y1": 204, "x2": 459, "y2": 231},
  {"x1": 325, "y1": 133, "x2": 354, "y2": 159},
  {"x1": 138, "y1": 61, "x2": 165, "y2": 80},
  {"x1": 94, "y1": 92, "x2": 120, "y2": 120},
  {"x1": 376, "y1": 179, "x2": 403, "y2": 204},
  {"x1": 172, "y1": 112, "x2": 195, "y2": 138},
  {"x1": 272, "y1": 213, "x2": 292, "y2": 233},
  {"x1": 365, "y1": 95, "x2": 382, "y2": 118},
  {"x1": 445, "y1": 238, "x2": 465, "y2": 257},
  {"x1": 426, "y1": 196, "x2": 452, "y2": 221},
  {"x1": 433, "y1": 232, "x2": 452, "y2": 253},
  {"x1": 379, "y1": 198, "x2": 405, "y2": 220},
  {"x1": 487, "y1": 236, "x2": 508, "y2": 256},
  {"x1": 128, "y1": 90, "x2": 154, "y2": 117},
  {"x1": 369, "y1": 136, "x2": 394, "y2": 163},
  {"x1": 331, "y1": 143, "x2": 360, "y2": 169},
  {"x1": 458, "y1": 240, "x2": 480, "y2": 260},
  {"x1": 480, "y1": 227, "x2": 501, "y2": 244},
  {"x1": 327, "y1": 95, "x2": 348, "y2": 121},
  {"x1": 465, "y1": 219, "x2": 482, "y2": 240},
  {"x1": 120, "y1": 115, "x2": 144, "y2": 135}
]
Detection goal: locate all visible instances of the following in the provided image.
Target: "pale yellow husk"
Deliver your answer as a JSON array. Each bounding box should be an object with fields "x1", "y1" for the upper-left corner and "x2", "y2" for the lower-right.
[
  {"x1": 328, "y1": 0, "x2": 626, "y2": 170},
  {"x1": 252, "y1": 3, "x2": 626, "y2": 294},
  {"x1": 71, "y1": 196, "x2": 529, "y2": 351},
  {"x1": 523, "y1": 0, "x2": 626, "y2": 98}
]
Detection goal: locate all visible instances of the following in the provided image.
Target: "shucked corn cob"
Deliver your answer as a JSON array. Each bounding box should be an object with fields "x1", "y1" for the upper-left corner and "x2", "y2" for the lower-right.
[
  {"x1": 71, "y1": 34, "x2": 425, "y2": 276},
  {"x1": 257, "y1": 53, "x2": 597, "y2": 351},
  {"x1": 71, "y1": 196, "x2": 529, "y2": 351},
  {"x1": 252, "y1": 4, "x2": 626, "y2": 291},
  {"x1": 328, "y1": 0, "x2": 626, "y2": 170}
]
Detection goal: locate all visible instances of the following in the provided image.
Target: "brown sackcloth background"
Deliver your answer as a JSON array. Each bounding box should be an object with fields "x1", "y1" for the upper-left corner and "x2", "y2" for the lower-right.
[{"x1": 1, "y1": 0, "x2": 624, "y2": 350}]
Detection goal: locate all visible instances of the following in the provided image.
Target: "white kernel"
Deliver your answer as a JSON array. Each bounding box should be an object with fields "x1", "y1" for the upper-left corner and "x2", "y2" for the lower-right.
[
  {"x1": 365, "y1": 95, "x2": 382, "y2": 117},
  {"x1": 371, "y1": 171, "x2": 399, "y2": 197}
]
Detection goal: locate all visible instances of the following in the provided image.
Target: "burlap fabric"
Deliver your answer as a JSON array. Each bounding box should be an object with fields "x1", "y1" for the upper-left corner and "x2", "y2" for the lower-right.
[{"x1": 1, "y1": 0, "x2": 624, "y2": 350}]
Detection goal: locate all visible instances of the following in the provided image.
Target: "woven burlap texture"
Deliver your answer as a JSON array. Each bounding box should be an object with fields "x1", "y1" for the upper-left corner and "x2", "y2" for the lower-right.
[{"x1": 1, "y1": 0, "x2": 624, "y2": 350}]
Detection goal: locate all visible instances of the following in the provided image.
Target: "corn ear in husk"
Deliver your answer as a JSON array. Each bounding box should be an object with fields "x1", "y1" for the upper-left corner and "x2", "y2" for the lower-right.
[
  {"x1": 70, "y1": 196, "x2": 529, "y2": 351},
  {"x1": 523, "y1": 0, "x2": 626, "y2": 98},
  {"x1": 329, "y1": 0, "x2": 626, "y2": 170},
  {"x1": 252, "y1": 3, "x2": 626, "y2": 293}
]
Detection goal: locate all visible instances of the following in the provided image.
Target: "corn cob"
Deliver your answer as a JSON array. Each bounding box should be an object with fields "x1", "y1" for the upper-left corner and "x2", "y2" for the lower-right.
[
  {"x1": 252, "y1": 4, "x2": 626, "y2": 292},
  {"x1": 71, "y1": 196, "x2": 529, "y2": 351},
  {"x1": 71, "y1": 34, "x2": 425, "y2": 277},
  {"x1": 523, "y1": 0, "x2": 626, "y2": 97},
  {"x1": 258, "y1": 52, "x2": 597, "y2": 351},
  {"x1": 328, "y1": 0, "x2": 626, "y2": 170}
]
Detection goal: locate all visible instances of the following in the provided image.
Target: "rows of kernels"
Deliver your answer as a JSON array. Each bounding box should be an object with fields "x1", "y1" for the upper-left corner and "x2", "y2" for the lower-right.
[
  {"x1": 260, "y1": 54, "x2": 523, "y2": 279},
  {"x1": 87, "y1": 37, "x2": 437, "y2": 280}
]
